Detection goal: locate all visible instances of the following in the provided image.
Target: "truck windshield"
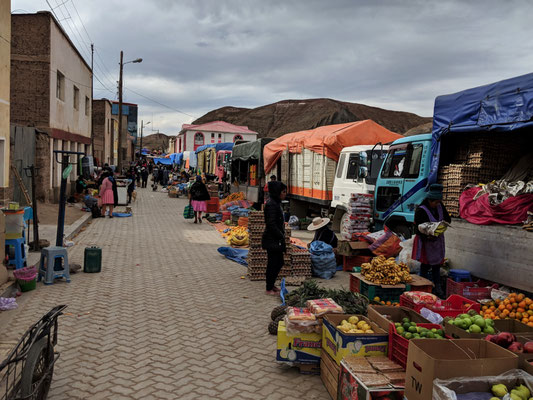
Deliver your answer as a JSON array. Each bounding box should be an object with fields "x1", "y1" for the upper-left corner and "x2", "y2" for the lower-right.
[
  {"x1": 346, "y1": 154, "x2": 359, "y2": 180},
  {"x1": 381, "y1": 147, "x2": 407, "y2": 178}
]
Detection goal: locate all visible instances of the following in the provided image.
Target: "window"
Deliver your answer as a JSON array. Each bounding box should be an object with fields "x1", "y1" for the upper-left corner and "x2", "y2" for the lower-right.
[
  {"x1": 336, "y1": 153, "x2": 346, "y2": 178},
  {"x1": 346, "y1": 153, "x2": 359, "y2": 180},
  {"x1": 406, "y1": 144, "x2": 423, "y2": 178},
  {"x1": 194, "y1": 132, "x2": 204, "y2": 150},
  {"x1": 73, "y1": 86, "x2": 79, "y2": 110},
  {"x1": 56, "y1": 70, "x2": 65, "y2": 100},
  {"x1": 85, "y1": 96, "x2": 90, "y2": 116},
  {"x1": 381, "y1": 147, "x2": 407, "y2": 178},
  {"x1": 233, "y1": 134, "x2": 243, "y2": 142}
]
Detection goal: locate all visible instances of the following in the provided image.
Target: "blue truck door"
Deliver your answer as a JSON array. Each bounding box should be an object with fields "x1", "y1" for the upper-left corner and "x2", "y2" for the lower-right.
[{"x1": 401, "y1": 142, "x2": 427, "y2": 214}]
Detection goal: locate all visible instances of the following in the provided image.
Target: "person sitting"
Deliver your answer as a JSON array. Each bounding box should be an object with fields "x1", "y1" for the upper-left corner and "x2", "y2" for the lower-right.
[
  {"x1": 307, "y1": 217, "x2": 338, "y2": 249},
  {"x1": 75, "y1": 175, "x2": 87, "y2": 194}
]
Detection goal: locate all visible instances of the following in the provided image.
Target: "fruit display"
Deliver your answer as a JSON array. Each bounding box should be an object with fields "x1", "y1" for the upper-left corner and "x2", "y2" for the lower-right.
[
  {"x1": 485, "y1": 332, "x2": 533, "y2": 355},
  {"x1": 373, "y1": 297, "x2": 400, "y2": 307},
  {"x1": 393, "y1": 318, "x2": 445, "y2": 340},
  {"x1": 336, "y1": 316, "x2": 375, "y2": 334},
  {"x1": 445, "y1": 310, "x2": 496, "y2": 334},
  {"x1": 220, "y1": 192, "x2": 245, "y2": 205},
  {"x1": 361, "y1": 256, "x2": 412, "y2": 285},
  {"x1": 481, "y1": 292, "x2": 533, "y2": 326},
  {"x1": 490, "y1": 382, "x2": 531, "y2": 399},
  {"x1": 222, "y1": 226, "x2": 250, "y2": 246}
]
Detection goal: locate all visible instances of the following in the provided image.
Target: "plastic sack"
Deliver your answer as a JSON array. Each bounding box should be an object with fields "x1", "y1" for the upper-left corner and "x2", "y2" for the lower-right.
[
  {"x1": 398, "y1": 238, "x2": 421, "y2": 273},
  {"x1": 309, "y1": 241, "x2": 337, "y2": 280},
  {"x1": 420, "y1": 307, "x2": 444, "y2": 325},
  {"x1": 288, "y1": 215, "x2": 299, "y2": 226},
  {"x1": 306, "y1": 298, "x2": 344, "y2": 316},
  {"x1": 286, "y1": 307, "x2": 316, "y2": 321},
  {"x1": 284, "y1": 316, "x2": 321, "y2": 335},
  {"x1": 183, "y1": 204, "x2": 194, "y2": 219},
  {"x1": 403, "y1": 291, "x2": 438, "y2": 305},
  {"x1": 433, "y1": 369, "x2": 533, "y2": 400},
  {"x1": 418, "y1": 221, "x2": 450, "y2": 236},
  {"x1": 369, "y1": 230, "x2": 401, "y2": 258},
  {"x1": 0, "y1": 297, "x2": 17, "y2": 311}
]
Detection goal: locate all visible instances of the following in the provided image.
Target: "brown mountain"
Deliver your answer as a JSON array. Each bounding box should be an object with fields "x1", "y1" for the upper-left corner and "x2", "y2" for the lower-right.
[
  {"x1": 142, "y1": 133, "x2": 170, "y2": 151},
  {"x1": 193, "y1": 98, "x2": 431, "y2": 137}
]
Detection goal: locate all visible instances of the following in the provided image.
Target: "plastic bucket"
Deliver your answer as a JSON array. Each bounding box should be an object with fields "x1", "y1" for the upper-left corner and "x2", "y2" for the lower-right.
[{"x1": 18, "y1": 278, "x2": 36, "y2": 292}]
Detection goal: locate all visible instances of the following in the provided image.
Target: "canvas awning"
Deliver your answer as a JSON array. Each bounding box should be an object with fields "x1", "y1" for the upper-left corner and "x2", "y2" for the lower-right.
[
  {"x1": 263, "y1": 120, "x2": 402, "y2": 173},
  {"x1": 232, "y1": 138, "x2": 274, "y2": 162}
]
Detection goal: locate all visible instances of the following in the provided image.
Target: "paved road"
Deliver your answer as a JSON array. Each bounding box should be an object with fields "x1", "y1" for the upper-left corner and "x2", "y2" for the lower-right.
[{"x1": 0, "y1": 189, "x2": 334, "y2": 399}]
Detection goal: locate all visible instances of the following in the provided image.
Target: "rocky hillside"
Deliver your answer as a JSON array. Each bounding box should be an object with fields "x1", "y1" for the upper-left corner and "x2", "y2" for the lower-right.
[
  {"x1": 193, "y1": 98, "x2": 431, "y2": 137},
  {"x1": 142, "y1": 133, "x2": 170, "y2": 151}
]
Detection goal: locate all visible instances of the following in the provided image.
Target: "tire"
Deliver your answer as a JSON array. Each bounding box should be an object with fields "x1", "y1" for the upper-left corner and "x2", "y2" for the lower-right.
[
  {"x1": 20, "y1": 337, "x2": 54, "y2": 400},
  {"x1": 393, "y1": 224, "x2": 413, "y2": 240}
]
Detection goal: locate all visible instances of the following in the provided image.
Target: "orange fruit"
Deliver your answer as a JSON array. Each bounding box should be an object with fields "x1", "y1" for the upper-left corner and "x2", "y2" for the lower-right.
[
  {"x1": 523, "y1": 318, "x2": 530, "y2": 324},
  {"x1": 526, "y1": 298, "x2": 532, "y2": 306},
  {"x1": 506, "y1": 304, "x2": 513, "y2": 311},
  {"x1": 503, "y1": 299, "x2": 510, "y2": 305},
  {"x1": 529, "y1": 316, "x2": 533, "y2": 322},
  {"x1": 517, "y1": 293, "x2": 525, "y2": 301},
  {"x1": 530, "y1": 303, "x2": 533, "y2": 310},
  {"x1": 512, "y1": 302, "x2": 518, "y2": 309},
  {"x1": 518, "y1": 308, "x2": 526, "y2": 314},
  {"x1": 517, "y1": 312, "x2": 523, "y2": 320},
  {"x1": 528, "y1": 322, "x2": 533, "y2": 328},
  {"x1": 495, "y1": 299, "x2": 501, "y2": 305},
  {"x1": 509, "y1": 312, "x2": 516, "y2": 319},
  {"x1": 519, "y1": 301, "x2": 526, "y2": 309},
  {"x1": 494, "y1": 316, "x2": 501, "y2": 320},
  {"x1": 502, "y1": 309, "x2": 510, "y2": 316},
  {"x1": 499, "y1": 304, "x2": 505, "y2": 311},
  {"x1": 482, "y1": 305, "x2": 488, "y2": 311}
]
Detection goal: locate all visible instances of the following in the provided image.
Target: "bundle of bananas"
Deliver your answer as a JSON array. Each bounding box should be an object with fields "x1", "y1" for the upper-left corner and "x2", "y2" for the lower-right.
[
  {"x1": 361, "y1": 255, "x2": 412, "y2": 285},
  {"x1": 223, "y1": 226, "x2": 250, "y2": 246}
]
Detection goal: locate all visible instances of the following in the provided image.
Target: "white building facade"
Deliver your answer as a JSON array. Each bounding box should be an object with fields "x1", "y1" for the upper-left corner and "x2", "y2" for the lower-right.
[{"x1": 177, "y1": 121, "x2": 258, "y2": 153}]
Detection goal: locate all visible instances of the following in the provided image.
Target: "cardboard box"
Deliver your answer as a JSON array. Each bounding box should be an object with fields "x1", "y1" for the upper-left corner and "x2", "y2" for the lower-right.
[
  {"x1": 433, "y1": 369, "x2": 533, "y2": 400},
  {"x1": 405, "y1": 339, "x2": 519, "y2": 400},
  {"x1": 322, "y1": 314, "x2": 388, "y2": 365},
  {"x1": 367, "y1": 305, "x2": 432, "y2": 332},
  {"x1": 445, "y1": 317, "x2": 533, "y2": 339},
  {"x1": 338, "y1": 360, "x2": 405, "y2": 400},
  {"x1": 337, "y1": 240, "x2": 370, "y2": 256},
  {"x1": 277, "y1": 321, "x2": 321, "y2": 364},
  {"x1": 320, "y1": 349, "x2": 339, "y2": 400}
]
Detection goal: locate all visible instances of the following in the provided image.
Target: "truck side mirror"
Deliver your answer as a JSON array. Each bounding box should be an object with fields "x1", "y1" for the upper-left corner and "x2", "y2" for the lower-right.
[{"x1": 359, "y1": 166, "x2": 368, "y2": 178}]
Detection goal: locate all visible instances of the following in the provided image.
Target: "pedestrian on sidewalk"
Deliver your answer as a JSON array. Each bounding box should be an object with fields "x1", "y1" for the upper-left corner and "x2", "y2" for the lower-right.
[
  {"x1": 126, "y1": 167, "x2": 136, "y2": 204},
  {"x1": 99, "y1": 171, "x2": 117, "y2": 218},
  {"x1": 262, "y1": 181, "x2": 288, "y2": 295},
  {"x1": 189, "y1": 175, "x2": 210, "y2": 224},
  {"x1": 412, "y1": 183, "x2": 451, "y2": 298},
  {"x1": 141, "y1": 167, "x2": 149, "y2": 188}
]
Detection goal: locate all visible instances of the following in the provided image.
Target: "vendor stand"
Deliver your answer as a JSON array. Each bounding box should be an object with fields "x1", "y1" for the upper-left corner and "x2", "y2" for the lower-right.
[{"x1": 115, "y1": 179, "x2": 129, "y2": 206}]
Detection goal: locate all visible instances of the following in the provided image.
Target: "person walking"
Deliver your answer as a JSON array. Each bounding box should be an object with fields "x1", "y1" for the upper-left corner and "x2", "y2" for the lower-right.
[
  {"x1": 141, "y1": 167, "x2": 149, "y2": 188},
  {"x1": 126, "y1": 168, "x2": 136, "y2": 204},
  {"x1": 99, "y1": 171, "x2": 116, "y2": 218},
  {"x1": 307, "y1": 217, "x2": 338, "y2": 249},
  {"x1": 189, "y1": 175, "x2": 210, "y2": 224},
  {"x1": 412, "y1": 184, "x2": 451, "y2": 298},
  {"x1": 262, "y1": 181, "x2": 288, "y2": 295}
]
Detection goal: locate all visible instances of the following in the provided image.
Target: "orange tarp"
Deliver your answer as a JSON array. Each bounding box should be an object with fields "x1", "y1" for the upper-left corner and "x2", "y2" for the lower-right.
[{"x1": 263, "y1": 120, "x2": 402, "y2": 173}]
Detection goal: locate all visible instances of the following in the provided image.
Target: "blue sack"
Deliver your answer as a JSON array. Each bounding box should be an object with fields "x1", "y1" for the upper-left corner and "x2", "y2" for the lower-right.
[{"x1": 309, "y1": 241, "x2": 337, "y2": 280}]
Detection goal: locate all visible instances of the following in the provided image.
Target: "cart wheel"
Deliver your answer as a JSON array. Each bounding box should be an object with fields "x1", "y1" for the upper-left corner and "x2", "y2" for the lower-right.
[{"x1": 20, "y1": 337, "x2": 54, "y2": 400}]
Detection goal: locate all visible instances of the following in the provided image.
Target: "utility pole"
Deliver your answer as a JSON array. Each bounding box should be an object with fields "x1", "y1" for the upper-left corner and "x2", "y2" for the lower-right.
[
  {"x1": 117, "y1": 50, "x2": 124, "y2": 172},
  {"x1": 90, "y1": 43, "x2": 94, "y2": 162}
]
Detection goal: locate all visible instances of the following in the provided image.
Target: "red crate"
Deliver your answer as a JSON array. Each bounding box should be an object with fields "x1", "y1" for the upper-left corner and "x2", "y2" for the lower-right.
[
  {"x1": 400, "y1": 294, "x2": 480, "y2": 318},
  {"x1": 343, "y1": 255, "x2": 372, "y2": 272},
  {"x1": 446, "y1": 278, "x2": 498, "y2": 300},
  {"x1": 388, "y1": 323, "x2": 445, "y2": 369},
  {"x1": 206, "y1": 197, "x2": 220, "y2": 213}
]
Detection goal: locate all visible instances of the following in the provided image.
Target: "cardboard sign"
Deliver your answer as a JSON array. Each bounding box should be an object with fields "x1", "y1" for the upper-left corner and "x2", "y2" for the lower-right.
[{"x1": 276, "y1": 321, "x2": 321, "y2": 364}]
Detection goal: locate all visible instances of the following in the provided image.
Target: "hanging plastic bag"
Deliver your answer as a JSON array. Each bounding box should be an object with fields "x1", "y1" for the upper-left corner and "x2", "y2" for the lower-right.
[
  {"x1": 183, "y1": 204, "x2": 194, "y2": 219},
  {"x1": 309, "y1": 241, "x2": 337, "y2": 280}
]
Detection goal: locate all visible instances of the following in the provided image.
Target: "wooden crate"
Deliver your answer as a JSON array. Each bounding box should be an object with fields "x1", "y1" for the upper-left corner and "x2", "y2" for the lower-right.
[{"x1": 320, "y1": 350, "x2": 339, "y2": 400}]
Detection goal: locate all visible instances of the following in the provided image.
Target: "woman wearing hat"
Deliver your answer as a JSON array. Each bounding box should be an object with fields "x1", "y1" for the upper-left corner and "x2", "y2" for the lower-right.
[
  {"x1": 412, "y1": 184, "x2": 451, "y2": 297},
  {"x1": 307, "y1": 217, "x2": 338, "y2": 249}
]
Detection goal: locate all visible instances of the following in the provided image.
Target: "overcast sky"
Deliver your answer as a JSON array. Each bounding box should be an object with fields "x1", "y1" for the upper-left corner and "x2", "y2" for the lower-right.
[{"x1": 11, "y1": 0, "x2": 533, "y2": 135}]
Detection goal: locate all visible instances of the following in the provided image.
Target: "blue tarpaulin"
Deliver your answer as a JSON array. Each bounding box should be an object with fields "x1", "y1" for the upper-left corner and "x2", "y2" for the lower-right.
[
  {"x1": 217, "y1": 247, "x2": 248, "y2": 266},
  {"x1": 169, "y1": 153, "x2": 183, "y2": 165},
  {"x1": 195, "y1": 144, "x2": 215, "y2": 154},
  {"x1": 195, "y1": 143, "x2": 234, "y2": 154},
  {"x1": 154, "y1": 158, "x2": 172, "y2": 165},
  {"x1": 430, "y1": 72, "x2": 533, "y2": 183}
]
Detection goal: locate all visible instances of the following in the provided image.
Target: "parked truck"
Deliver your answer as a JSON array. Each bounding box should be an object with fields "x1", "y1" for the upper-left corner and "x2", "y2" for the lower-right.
[
  {"x1": 373, "y1": 73, "x2": 533, "y2": 292},
  {"x1": 263, "y1": 120, "x2": 401, "y2": 228}
]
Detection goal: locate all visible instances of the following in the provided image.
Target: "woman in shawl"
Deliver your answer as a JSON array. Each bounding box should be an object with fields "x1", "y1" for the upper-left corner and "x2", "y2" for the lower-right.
[
  {"x1": 189, "y1": 175, "x2": 211, "y2": 223},
  {"x1": 99, "y1": 170, "x2": 117, "y2": 218},
  {"x1": 262, "y1": 181, "x2": 288, "y2": 295}
]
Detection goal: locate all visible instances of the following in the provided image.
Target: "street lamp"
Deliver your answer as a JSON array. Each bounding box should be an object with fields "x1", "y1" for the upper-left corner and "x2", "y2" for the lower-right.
[
  {"x1": 139, "y1": 120, "x2": 150, "y2": 159},
  {"x1": 117, "y1": 51, "x2": 142, "y2": 171}
]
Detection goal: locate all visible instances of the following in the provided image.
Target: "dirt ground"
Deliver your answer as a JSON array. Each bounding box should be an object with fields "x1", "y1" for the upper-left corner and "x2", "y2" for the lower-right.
[{"x1": 36, "y1": 201, "x2": 87, "y2": 225}]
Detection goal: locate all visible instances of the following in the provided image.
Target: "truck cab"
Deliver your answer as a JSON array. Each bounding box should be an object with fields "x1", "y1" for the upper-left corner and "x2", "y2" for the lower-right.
[
  {"x1": 373, "y1": 134, "x2": 432, "y2": 237},
  {"x1": 331, "y1": 145, "x2": 388, "y2": 231}
]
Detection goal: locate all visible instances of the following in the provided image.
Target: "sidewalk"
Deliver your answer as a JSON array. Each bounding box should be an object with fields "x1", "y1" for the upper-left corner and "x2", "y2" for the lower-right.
[{"x1": 0, "y1": 188, "x2": 340, "y2": 399}]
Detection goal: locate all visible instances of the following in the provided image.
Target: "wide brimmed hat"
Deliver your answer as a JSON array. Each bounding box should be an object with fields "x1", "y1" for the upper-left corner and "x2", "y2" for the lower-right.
[{"x1": 307, "y1": 217, "x2": 331, "y2": 231}]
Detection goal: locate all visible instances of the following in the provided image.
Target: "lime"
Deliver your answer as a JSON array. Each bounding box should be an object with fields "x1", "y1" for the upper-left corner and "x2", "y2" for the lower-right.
[{"x1": 397, "y1": 327, "x2": 405, "y2": 334}]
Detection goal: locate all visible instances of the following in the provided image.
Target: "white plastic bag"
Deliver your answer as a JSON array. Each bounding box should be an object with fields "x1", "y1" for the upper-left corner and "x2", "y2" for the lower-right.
[
  {"x1": 420, "y1": 307, "x2": 443, "y2": 325},
  {"x1": 398, "y1": 238, "x2": 421, "y2": 273}
]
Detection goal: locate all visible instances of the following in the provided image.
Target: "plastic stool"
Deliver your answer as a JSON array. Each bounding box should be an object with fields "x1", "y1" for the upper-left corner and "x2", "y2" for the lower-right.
[
  {"x1": 38, "y1": 246, "x2": 70, "y2": 285},
  {"x1": 5, "y1": 237, "x2": 27, "y2": 269},
  {"x1": 449, "y1": 269, "x2": 471, "y2": 282}
]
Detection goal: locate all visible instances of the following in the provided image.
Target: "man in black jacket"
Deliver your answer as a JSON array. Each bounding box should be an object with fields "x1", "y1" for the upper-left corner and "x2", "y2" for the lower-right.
[{"x1": 262, "y1": 181, "x2": 288, "y2": 295}]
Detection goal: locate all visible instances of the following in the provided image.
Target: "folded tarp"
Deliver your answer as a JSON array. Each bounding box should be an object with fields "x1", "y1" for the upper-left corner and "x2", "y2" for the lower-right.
[
  {"x1": 460, "y1": 186, "x2": 533, "y2": 225},
  {"x1": 217, "y1": 247, "x2": 248, "y2": 266},
  {"x1": 263, "y1": 120, "x2": 402, "y2": 173}
]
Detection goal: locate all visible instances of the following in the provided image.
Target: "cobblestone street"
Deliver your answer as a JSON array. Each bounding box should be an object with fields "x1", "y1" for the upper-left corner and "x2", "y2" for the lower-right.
[{"x1": 0, "y1": 188, "x2": 334, "y2": 399}]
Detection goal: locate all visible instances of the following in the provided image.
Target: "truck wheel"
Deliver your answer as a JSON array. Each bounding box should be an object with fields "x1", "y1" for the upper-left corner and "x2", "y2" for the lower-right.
[
  {"x1": 20, "y1": 337, "x2": 54, "y2": 399},
  {"x1": 340, "y1": 212, "x2": 350, "y2": 235},
  {"x1": 393, "y1": 224, "x2": 413, "y2": 240}
]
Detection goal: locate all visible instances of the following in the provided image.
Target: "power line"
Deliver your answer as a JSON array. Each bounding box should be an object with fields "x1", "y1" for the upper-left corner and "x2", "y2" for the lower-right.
[{"x1": 124, "y1": 86, "x2": 197, "y2": 118}]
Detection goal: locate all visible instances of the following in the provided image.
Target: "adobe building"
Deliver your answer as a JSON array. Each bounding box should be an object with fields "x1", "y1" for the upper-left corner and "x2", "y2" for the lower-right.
[
  {"x1": 10, "y1": 11, "x2": 92, "y2": 202},
  {"x1": 177, "y1": 121, "x2": 258, "y2": 153}
]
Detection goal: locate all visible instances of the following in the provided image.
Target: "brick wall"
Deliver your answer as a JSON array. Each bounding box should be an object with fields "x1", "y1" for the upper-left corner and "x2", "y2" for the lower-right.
[
  {"x1": 35, "y1": 131, "x2": 50, "y2": 202},
  {"x1": 10, "y1": 14, "x2": 51, "y2": 128}
]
